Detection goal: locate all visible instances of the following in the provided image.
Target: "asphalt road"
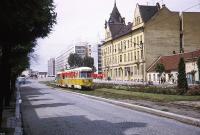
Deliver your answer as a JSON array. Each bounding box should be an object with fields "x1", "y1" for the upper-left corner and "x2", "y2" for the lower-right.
[{"x1": 21, "y1": 80, "x2": 200, "y2": 135}]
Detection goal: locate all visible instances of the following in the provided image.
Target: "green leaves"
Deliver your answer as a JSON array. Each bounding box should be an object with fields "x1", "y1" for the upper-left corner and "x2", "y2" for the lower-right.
[
  {"x1": 68, "y1": 53, "x2": 95, "y2": 69},
  {"x1": 68, "y1": 53, "x2": 83, "y2": 68},
  {"x1": 197, "y1": 57, "x2": 200, "y2": 82},
  {"x1": 177, "y1": 57, "x2": 188, "y2": 93},
  {"x1": 155, "y1": 63, "x2": 165, "y2": 75}
]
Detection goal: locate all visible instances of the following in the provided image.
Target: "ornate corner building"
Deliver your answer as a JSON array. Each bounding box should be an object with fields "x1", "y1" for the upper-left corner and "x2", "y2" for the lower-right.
[{"x1": 101, "y1": 2, "x2": 200, "y2": 82}]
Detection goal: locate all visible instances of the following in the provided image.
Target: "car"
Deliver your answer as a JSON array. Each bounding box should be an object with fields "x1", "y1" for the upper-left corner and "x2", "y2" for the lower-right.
[{"x1": 17, "y1": 76, "x2": 26, "y2": 84}]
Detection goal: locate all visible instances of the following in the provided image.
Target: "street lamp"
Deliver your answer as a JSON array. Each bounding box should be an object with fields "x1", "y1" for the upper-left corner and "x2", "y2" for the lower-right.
[{"x1": 133, "y1": 41, "x2": 145, "y2": 83}]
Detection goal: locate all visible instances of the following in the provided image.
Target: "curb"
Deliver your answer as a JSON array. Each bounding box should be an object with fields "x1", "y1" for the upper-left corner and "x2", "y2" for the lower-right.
[
  {"x1": 59, "y1": 89, "x2": 200, "y2": 127},
  {"x1": 14, "y1": 83, "x2": 23, "y2": 135}
]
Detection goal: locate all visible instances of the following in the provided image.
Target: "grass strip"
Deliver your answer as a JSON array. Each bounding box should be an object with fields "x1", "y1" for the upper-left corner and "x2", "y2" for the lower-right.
[{"x1": 40, "y1": 81, "x2": 200, "y2": 102}]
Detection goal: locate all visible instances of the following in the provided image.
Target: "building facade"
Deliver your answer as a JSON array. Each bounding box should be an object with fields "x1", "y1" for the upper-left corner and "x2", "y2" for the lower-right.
[
  {"x1": 48, "y1": 58, "x2": 55, "y2": 77},
  {"x1": 147, "y1": 49, "x2": 200, "y2": 84},
  {"x1": 101, "y1": 2, "x2": 200, "y2": 82},
  {"x1": 97, "y1": 43, "x2": 103, "y2": 73},
  {"x1": 55, "y1": 42, "x2": 92, "y2": 73}
]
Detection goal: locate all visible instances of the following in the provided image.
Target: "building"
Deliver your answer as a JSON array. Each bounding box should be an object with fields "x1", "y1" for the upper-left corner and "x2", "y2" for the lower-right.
[
  {"x1": 21, "y1": 69, "x2": 32, "y2": 77},
  {"x1": 38, "y1": 72, "x2": 47, "y2": 78},
  {"x1": 97, "y1": 43, "x2": 103, "y2": 73},
  {"x1": 147, "y1": 49, "x2": 200, "y2": 84},
  {"x1": 55, "y1": 42, "x2": 92, "y2": 73},
  {"x1": 48, "y1": 58, "x2": 55, "y2": 77},
  {"x1": 101, "y1": 2, "x2": 200, "y2": 81}
]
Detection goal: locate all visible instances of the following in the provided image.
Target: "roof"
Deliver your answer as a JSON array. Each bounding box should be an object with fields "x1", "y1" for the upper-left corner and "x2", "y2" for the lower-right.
[
  {"x1": 108, "y1": 2, "x2": 124, "y2": 24},
  {"x1": 138, "y1": 5, "x2": 159, "y2": 22},
  {"x1": 65, "y1": 67, "x2": 92, "y2": 72},
  {"x1": 147, "y1": 49, "x2": 200, "y2": 72},
  {"x1": 104, "y1": 3, "x2": 159, "y2": 43},
  {"x1": 111, "y1": 22, "x2": 133, "y2": 39}
]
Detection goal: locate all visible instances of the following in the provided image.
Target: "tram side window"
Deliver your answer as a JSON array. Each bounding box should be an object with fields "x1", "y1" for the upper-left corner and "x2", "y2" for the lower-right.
[
  {"x1": 56, "y1": 74, "x2": 60, "y2": 80},
  {"x1": 80, "y1": 72, "x2": 87, "y2": 78}
]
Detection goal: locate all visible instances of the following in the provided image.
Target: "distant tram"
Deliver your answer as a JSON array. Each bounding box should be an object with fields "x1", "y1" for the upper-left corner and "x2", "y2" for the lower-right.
[{"x1": 56, "y1": 67, "x2": 94, "y2": 89}]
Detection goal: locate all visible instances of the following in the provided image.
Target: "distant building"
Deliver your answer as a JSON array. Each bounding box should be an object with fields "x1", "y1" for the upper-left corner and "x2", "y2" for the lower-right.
[
  {"x1": 147, "y1": 49, "x2": 200, "y2": 84},
  {"x1": 55, "y1": 42, "x2": 92, "y2": 73},
  {"x1": 21, "y1": 69, "x2": 32, "y2": 77},
  {"x1": 38, "y1": 72, "x2": 47, "y2": 78},
  {"x1": 97, "y1": 43, "x2": 103, "y2": 73},
  {"x1": 48, "y1": 58, "x2": 55, "y2": 76}
]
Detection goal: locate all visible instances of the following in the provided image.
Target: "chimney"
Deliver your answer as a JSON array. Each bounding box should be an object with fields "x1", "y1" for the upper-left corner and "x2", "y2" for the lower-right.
[
  {"x1": 162, "y1": 4, "x2": 166, "y2": 8},
  {"x1": 122, "y1": 17, "x2": 125, "y2": 24},
  {"x1": 156, "y1": 2, "x2": 160, "y2": 10}
]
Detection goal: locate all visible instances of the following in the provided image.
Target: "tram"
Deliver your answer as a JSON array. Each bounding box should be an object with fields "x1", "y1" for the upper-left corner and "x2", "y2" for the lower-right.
[{"x1": 56, "y1": 67, "x2": 94, "y2": 89}]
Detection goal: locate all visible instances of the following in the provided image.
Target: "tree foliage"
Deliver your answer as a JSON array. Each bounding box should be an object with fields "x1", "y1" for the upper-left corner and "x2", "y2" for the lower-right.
[
  {"x1": 83, "y1": 56, "x2": 94, "y2": 68},
  {"x1": 0, "y1": 0, "x2": 57, "y2": 45},
  {"x1": 0, "y1": 0, "x2": 57, "y2": 126},
  {"x1": 68, "y1": 54, "x2": 95, "y2": 70},
  {"x1": 68, "y1": 53, "x2": 83, "y2": 68},
  {"x1": 155, "y1": 63, "x2": 165, "y2": 84},
  {"x1": 177, "y1": 57, "x2": 188, "y2": 93},
  {"x1": 155, "y1": 63, "x2": 165, "y2": 75}
]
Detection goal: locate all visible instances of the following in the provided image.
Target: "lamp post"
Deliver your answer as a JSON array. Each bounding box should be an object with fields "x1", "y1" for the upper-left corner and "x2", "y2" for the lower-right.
[{"x1": 133, "y1": 41, "x2": 145, "y2": 84}]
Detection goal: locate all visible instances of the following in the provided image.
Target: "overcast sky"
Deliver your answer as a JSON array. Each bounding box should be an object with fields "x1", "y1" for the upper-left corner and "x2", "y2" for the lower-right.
[{"x1": 30, "y1": 0, "x2": 200, "y2": 72}]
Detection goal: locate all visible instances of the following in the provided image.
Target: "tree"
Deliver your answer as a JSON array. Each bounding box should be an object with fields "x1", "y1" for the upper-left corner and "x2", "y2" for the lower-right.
[
  {"x1": 155, "y1": 63, "x2": 165, "y2": 84},
  {"x1": 197, "y1": 56, "x2": 200, "y2": 83},
  {"x1": 177, "y1": 57, "x2": 188, "y2": 93},
  {"x1": 68, "y1": 53, "x2": 83, "y2": 68},
  {"x1": 0, "y1": 0, "x2": 56, "y2": 126},
  {"x1": 83, "y1": 56, "x2": 94, "y2": 68}
]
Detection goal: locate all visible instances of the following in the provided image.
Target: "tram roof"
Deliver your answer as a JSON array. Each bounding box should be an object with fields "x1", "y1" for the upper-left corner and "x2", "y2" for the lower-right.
[{"x1": 65, "y1": 67, "x2": 92, "y2": 72}]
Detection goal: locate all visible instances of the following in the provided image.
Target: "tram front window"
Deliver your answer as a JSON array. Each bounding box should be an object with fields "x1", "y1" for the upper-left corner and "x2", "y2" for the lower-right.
[{"x1": 80, "y1": 71, "x2": 92, "y2": 78}]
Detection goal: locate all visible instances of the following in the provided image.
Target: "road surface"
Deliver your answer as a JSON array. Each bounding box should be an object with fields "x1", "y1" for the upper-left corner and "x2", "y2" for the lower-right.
[{"x1": 21, "y1": 80, "x2": 200, "y2": 135}]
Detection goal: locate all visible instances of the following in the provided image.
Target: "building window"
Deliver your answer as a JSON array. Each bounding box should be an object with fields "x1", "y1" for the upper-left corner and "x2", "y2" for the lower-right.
[
  {"x1": 140, "y1": 35, "x2": 143, "y2": 43},
  {"x1": 137, "y1": 36, "x2": 139, "y2": 45},
  {"x1": 131, "y1": 52, "x2": 133, "y2": 61},
  {"x1": 137, "y1": 51, "x2": 139, "y2": 60},
  {"x1": 153, "y1": 74, "x2": 155, "y2": 81},
  {"x1": 128, "y1": 53, "x2": 130, "y2": 62},
  {"x1": 124, "y1": 54, "x2": 126, "y2": 62},
  {"x1": 128, "y1": 40, "x2": 130, "y2": 48},
  {"x1": 149, "y1": 74, "x2": 151, "y2": 81},
  {"x1": 141, "y1": 50, "x2": 143, "y2": 59},
  {"x1": 120, "y1": 55, "x2": 122, "y2": 62},
  {"x1": 134, "y1": 52, "x2": 136, "y2": 60},
  {"x1": 134, "y1": 66, "x2": 137, "y2": 75},
  {"x1": 157, "y1": 74, "x2": 159, "y2": 81},
  {"x1": 134, "y1": 38, "x2": 136, "y2": 48}
]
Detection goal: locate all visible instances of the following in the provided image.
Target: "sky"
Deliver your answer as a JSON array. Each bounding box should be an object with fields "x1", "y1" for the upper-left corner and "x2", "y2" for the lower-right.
[{"x1": 30, "y1": 0, "x2": 200, "y2": 72}]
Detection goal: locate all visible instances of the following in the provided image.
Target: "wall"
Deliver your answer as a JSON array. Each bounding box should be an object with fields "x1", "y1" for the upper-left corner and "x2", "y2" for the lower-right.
[
  {"x1": 145, "y1": 7, "x2": 180, "y2": 71},
  {"x1": 182, "y1": 12, "x2": 200, "y2": 52}
]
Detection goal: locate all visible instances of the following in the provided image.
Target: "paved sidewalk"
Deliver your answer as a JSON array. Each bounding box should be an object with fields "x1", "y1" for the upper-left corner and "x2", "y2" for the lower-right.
[{"x1": 0, "y1": 84, "x2": 23, "y2": 135}]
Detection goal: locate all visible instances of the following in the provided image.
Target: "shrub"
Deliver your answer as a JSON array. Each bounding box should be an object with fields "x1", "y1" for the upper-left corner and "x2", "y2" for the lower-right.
[{"x1": 186, "y1": 86, "x2": 200, "y2": 95}]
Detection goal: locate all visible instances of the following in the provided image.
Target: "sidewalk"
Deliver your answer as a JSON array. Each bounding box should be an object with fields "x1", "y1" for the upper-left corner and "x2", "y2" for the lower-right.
[
  {"x1": 0, "y1": 85, "x2": 23, "y2": 135},
  {"x1": 117, "y1": 99, "x2": 200, "y2": 119}
]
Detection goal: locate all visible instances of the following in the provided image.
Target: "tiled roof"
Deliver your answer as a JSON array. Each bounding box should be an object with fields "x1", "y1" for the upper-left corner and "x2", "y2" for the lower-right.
[
  {"x1": 147, "y1": 49, "x2": 200, "y2": 72},
  {"x1": 139, "y1": 5, "x2": 159, "y2": 22},
  {"x1": 112, "y1": 22, "x2": 133, "y2": 39}
]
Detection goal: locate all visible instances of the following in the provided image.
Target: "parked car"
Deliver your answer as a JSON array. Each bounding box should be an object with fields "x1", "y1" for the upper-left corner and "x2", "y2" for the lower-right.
[{"x1": 17, "y1": 76, "x2": 26, "y2": 84}]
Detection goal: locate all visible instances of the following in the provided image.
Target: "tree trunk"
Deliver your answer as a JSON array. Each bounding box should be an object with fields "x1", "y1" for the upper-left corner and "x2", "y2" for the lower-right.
[
  {"x1": 1, "y1": 45, "x2": 11, "y2": 107},
  {"x1": 0, "y1": 95, "x2": 3, "y2": 127},
  {"x1": 5, "y1": 67, "x2": 11, "y2": 107}
]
